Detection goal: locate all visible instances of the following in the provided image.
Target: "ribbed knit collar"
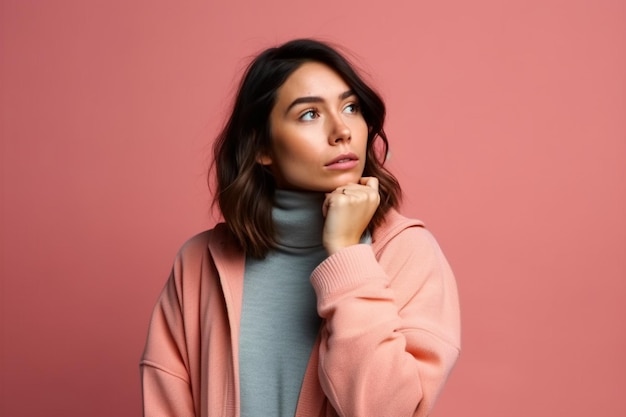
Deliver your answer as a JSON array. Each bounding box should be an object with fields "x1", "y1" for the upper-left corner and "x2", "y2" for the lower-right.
[{"x1": 273, "y1": 189, "x2": 325, "y2": 250}]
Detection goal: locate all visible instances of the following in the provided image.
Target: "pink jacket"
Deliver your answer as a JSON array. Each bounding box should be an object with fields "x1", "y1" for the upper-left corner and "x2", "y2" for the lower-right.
[{"x1": 140, "y1": 209, "x2": 460, "y2": 417}]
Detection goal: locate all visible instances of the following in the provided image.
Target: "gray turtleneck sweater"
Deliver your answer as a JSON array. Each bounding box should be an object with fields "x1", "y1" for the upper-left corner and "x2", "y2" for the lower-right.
[{"x1": 239, "y1": 190, "x2": 328, "y2": 417}]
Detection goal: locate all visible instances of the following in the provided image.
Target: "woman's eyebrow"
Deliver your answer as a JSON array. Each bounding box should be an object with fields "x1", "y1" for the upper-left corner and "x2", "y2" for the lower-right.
[{"x1": 285, "y1": 90, "x2": 355, "y2": 114}]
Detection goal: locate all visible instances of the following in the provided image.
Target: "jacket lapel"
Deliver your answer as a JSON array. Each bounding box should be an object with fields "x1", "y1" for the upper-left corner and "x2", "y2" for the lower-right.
[{"x1": 208, "y1": 224, "x2": 246, "y2": 417}]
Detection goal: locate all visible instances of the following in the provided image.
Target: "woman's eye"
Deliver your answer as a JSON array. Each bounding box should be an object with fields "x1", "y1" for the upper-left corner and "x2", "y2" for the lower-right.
[
  {"x1": 344, "y1": 103, "x2": 360, "y2": 114},
  {"x1": 300, "y1": 110, "x2": 318, "y2": 121}
]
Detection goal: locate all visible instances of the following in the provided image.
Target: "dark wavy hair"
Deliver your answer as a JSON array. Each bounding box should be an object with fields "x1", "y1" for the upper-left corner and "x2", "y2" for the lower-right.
[{"x1": 211, "y1": 38, "x2": 402, "y2": 258}]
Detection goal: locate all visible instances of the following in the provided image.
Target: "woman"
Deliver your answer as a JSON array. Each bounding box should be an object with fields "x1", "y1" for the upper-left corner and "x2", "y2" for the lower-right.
[{"x1": 141, "y1": 38, "x2": 460, "y2": 417}]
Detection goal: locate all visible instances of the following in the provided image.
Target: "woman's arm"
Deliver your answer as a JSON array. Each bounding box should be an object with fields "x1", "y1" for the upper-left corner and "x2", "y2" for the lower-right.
[{"x1": 311, "y1": 225, "x2": 461, "y2": 417}]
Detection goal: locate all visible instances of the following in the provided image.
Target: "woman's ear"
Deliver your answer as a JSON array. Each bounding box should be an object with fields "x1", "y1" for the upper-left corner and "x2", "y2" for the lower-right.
[
  {"x1": 255, "y1": 132, "x2": 273, "y2": 165},
  {"x1": 256, "y1": 153, "x2": 272, "y2": 166}
]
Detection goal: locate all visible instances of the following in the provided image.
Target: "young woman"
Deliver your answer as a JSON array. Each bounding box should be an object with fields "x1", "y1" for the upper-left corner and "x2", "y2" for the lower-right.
[{"x1": 141, "y1": 39, "x2": 460, "y2": 417}]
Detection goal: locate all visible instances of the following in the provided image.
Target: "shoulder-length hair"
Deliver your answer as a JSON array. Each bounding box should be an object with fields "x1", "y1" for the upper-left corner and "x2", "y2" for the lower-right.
[{"x1": 211, "y1": 38, "x2": 402, "y2": 258}]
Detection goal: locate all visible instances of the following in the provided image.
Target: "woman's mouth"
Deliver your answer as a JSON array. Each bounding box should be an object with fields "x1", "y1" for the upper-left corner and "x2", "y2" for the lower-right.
[{"x1": 325, "y1": 153, "x2": 359, "y2": 170}]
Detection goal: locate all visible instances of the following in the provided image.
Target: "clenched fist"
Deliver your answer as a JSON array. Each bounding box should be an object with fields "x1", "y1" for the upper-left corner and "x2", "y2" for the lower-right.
[{"x1": 322, "y1": 177, "x2": 380, "y2": 255}]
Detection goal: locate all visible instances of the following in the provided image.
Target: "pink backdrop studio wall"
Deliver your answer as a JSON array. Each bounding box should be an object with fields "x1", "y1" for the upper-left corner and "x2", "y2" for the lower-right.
[{"x1": 1, "y1": 1, "x2": 625, "y2": 416}]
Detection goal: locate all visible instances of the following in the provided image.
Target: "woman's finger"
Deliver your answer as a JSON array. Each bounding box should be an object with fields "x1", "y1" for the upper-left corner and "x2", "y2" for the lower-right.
[{"x1": 359, "y1": 176, "x2": 379, "y2": 190}]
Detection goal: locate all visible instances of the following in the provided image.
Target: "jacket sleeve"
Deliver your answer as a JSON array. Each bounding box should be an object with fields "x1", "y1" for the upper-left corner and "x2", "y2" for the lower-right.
[
  {"x1": 310, "y1": 225, "x2": 460, "y2": 417},
  {"x1": 140, "y1": 263, "x2": 196, "y2": 417}
]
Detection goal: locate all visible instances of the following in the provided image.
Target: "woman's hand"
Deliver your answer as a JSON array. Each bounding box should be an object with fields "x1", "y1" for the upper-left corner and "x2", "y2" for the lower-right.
[{"x1": 322, "y1": 177, "x2": 380, "y2": 255}]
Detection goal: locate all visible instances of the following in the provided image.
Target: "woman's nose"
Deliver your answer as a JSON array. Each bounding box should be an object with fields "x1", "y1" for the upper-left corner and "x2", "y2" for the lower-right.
[{"x1": 328, "y1": 116, "x2": 351, "y2": 145}]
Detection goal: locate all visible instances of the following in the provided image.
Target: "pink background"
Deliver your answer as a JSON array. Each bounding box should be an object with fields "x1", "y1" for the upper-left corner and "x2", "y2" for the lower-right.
[{"x1": 1, "y1": 0, "x2": 625, "y2": 416}]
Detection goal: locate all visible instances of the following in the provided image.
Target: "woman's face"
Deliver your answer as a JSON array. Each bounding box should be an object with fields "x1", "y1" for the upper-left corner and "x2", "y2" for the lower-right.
[{"x1": 261, "y1": 61, "x2": 368, "y2": 192}]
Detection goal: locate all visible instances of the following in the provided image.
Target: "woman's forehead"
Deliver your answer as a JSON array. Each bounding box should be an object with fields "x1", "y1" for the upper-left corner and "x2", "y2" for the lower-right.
[{"x1": 276, "y1": 62, "x2": 351, "y2": 103}]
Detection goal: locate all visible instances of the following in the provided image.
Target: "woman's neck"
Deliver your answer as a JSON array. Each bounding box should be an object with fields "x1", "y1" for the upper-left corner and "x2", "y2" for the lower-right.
[{"x1": 273, "y1": 189, "x2": 325, "y2": 250}]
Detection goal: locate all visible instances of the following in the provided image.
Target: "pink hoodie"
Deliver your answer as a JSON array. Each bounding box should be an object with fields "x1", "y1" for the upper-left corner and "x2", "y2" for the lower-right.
[{"x1": 140, "y1": 209, "x2": 460, "y2": 416}]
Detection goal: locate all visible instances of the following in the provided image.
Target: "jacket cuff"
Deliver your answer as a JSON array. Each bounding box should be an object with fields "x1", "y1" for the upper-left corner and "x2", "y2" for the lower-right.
[{"x1": 311, "y1": 244, "x2": 387, "y2": 302}]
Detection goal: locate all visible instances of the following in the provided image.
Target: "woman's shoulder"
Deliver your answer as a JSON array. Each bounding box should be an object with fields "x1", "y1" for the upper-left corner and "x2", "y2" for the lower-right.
[
  {"x1": 374, "y1": 208, "x2": 453, "y2": 271},
  {"x1": 373, "y1": 208, "x2": 426, "y2": 246},
  {"x1": 174, "y1": 222, "x2": 244, "y2": 266},
  {"x1": 175, "y1": 223, "x2": 232, "y2": 259}
]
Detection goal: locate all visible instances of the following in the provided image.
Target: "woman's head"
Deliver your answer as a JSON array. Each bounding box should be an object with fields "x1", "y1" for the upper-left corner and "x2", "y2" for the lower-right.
[
  {"x1": 262, "y1": 60, "x2": 369, "y2": 191},
  {"x1": 212, "y1": 38, "x2": 401, "y2": 257}
]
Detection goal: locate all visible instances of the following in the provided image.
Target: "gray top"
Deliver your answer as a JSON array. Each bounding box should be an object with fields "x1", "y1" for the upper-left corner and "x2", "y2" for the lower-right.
[{"x1": 239, "y1": 190, "x2": 327, "y2": 417}]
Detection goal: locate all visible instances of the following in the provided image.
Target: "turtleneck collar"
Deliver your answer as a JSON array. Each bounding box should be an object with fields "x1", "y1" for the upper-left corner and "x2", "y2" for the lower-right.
[{"x1": 273, "y1": 189, "x2": 326, "y2": 250}]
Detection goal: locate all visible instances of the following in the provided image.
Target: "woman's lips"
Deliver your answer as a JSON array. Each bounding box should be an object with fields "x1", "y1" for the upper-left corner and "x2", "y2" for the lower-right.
[{"x1": 325, "y1": 153, "x2": 359, "y2": 170}]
